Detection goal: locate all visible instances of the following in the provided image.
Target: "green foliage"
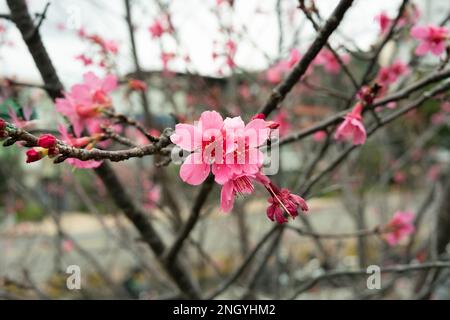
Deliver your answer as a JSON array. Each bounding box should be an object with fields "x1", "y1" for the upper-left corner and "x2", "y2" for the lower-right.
[{"x1": 16, "y1": 202, "x2": 46, "y2": 222}]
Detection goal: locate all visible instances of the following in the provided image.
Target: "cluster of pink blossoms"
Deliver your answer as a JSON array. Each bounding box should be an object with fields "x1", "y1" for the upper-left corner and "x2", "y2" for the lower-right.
[
  {"x1": 313, "y1": 49, "x2": 350, "y2": 75},
  {"x1": 170, "y1": 110, "x2": 308, "y2": 224},
  {"x1": 374, "y1": 4, "x2": 420, "y2": 35},
  {"x1": 266, "y1": 49, "x2": 301, "y2": 84},
  {"x1": 148, "y1": 15, "x2": 174, "y2": 39},
  {"x1": 54, "y1": 72, "x2": 119, "y2": 168},
  {"x1": 56, "y1": 72, "x2": 117, "y2": 137},
  {"x1": 377, "y1": 60, "x2": 409, "y2": 87},
  {"x1": 410, "y1": 24, "x2": 449, "y2": 57},
  {"x1": 75, "y1": 28, "x2": 118, "y2": 68},
  {"x1": 334, "y1": 84, "x2": 382, "y2": 146},
  {"x1": 382, "y1": 211, "x2": 415, "y2": 246},
  {"x1": 265, "y1": 48, "x2": 349, "y2": 84}
]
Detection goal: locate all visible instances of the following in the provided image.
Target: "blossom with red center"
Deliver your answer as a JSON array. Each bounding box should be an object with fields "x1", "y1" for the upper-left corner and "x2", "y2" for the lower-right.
[
  {"x1": 374, "y1": 11, "x2": 391, "y2": 34},
  {"x1": 383, "y1": 211, "x2": 415, "y2": 246},
  {"x1": 314, "y1": 49, "x2": 350, "y2": 74},
  {"x1": 173, "y1": 110, "x2": 308, "y2": 223},
  {"x1": 56, "y1": 72, "x2": 117, "y2": 137},
  {"x1": 411, "y1": 25, "x2": 449, "y2": 56},
  {"x1": 216, "y1": 116, "x2": 270, "y2": 184},
  {"x1": 334, "y1": 102, "x2": 366, "y2": 145},
  {"x1": 170, "y1": 111, "x2": 225, "y2": 185},
  {"x1": 149, "y1": 19, "x2": 165, "y2": 38},
  {"x1": 220, "y1": 174, "x2": 256, "y2": 212},
  {"x1": 58, "y1": 125, "x2": 102, "y2": 169},
  {"x1": 264, "y1": 181, "x2": 308, "y2": 224},
  {"x1": 128, "y1": 79, "x2": 147, "y2": 92},
  {"x1": 357, "y1": 84, "x2": 382, "y2": 105}
]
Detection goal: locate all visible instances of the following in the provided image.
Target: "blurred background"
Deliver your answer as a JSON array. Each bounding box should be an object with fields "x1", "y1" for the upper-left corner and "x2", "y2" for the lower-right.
[{"x1": 1, "y1": 0, "x2": 450, "y2": 299}]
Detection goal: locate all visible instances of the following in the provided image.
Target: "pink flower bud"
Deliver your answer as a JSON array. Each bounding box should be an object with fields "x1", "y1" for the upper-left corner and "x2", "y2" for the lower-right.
[
  {"x1": 26, "y1": 148, "x2": 43, "y2": 163},
  {"x1": 37, "y1": 134, "x2": 57, "y2": 149}
]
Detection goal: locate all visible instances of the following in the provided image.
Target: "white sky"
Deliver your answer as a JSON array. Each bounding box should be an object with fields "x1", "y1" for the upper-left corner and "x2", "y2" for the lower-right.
[{"x1": 0, "y1": 0, "x2": 447, "y2": 86}]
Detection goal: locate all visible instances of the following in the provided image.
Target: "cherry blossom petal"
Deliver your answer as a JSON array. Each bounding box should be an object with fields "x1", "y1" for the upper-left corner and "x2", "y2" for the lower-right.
[{"x1": 179, "y1": 152, "x2": 210, "y2": 185}]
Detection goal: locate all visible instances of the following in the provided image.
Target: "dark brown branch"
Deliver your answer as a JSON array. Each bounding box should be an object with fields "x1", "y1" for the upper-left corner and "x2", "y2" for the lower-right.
[
  {"x1": 6, "y1": 0, "x2": 200, "y2": 299},
  {"x1": 259, "y1": 0, "x2": 354, "y2": 117},
  {"x1": 124, "y1": 0, "x2": 152, "y2": 126},
  {"x1": 206, "y1": 225, "x2": 282, "y2": 299},
  {"x1": 95, "y1": 162, "x2": 201, "y2": 298},
  {"x1": 164, "y1": 175, "x2": 215, "y2": 265},
  {"x1": 290, "y1": 261, "x2": 450, "y2": 299},
  {"x1": 279, "y1": 68, "x2": 450, "y2": 146},
  {"x1": 301, "y1": 80, "x2": 450, "y2": 197},
  {"x1": 0, "y1": 13, "x2": 11, "y2": 20},
  {"x1": 298, "y1": 1, "x2": 359, "y2": 89},
  {"x1": 2, "y1": 123, "x2": 172, "y2": 162},
  {"x1": 358, "y1": 0, "x2": 409, "y2": 87},
  {"x1": 25, "y1": 2, "x2": 50, "y2": 41},
  {"x1": 6, "y1": 0, "x2": 63, "y2": 100}
]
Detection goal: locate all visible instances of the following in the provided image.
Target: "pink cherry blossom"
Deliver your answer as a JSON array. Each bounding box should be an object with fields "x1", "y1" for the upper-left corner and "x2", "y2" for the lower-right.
[
  {"x1": 374, "y1": 11, "x2": 391, "y2": 34},
  {"x1": 383, "y1": 211, "x2": 415, "y2": 246},
  {"x1": 265, "y1": 181, "x2": 308, "y2": 224},
  {"x1": 75, "y1": 54, "x2": 93, "y2": 66},
  {"x1": 265, "y1": 49, "x2": 302, "y2": 84},
  {"x1": 170, "y1": 111, "x2": 225, "y2": 185},
  {"x1": 220, "y1": 174, "x2": 255, "y2": 212},
  {"x1": 216, "y1": 116, "x2": 270, "y2": 183},
  {"x1": 411, "y1": 25, "x2": 448, "y2": 56},
  {"x1": 287, "y1": 48, "x2": 301, "y2": 68},
  {"x1": 149, "y1": 19, "x2": 165, "y2": 38},
  {"x1": 55, "y1": 72, "x2": 117, "y2": 137},
  {"x1": 334, "y1": 102, "x2": 366, "y2": 145},
  {"x1": 173, "y1": 110, "x2": 307, "y2": 222},
  {"x1": 7, "y1": 105, "x2": 36, "y2": 130},
  {"x1": 266, "y1": 61, "x2": 287, "y2": 84},
  {"x1": 314, "y1": 49, "x2": 350, "y2": 74}
]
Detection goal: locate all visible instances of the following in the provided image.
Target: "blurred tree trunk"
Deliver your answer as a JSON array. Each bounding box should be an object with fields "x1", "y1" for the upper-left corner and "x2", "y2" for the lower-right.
[{"x1": 414, "y1": 164, "x2": 450, "y2": 299}]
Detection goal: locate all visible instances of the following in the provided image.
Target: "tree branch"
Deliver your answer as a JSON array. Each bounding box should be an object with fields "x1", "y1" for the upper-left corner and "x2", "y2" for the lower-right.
[{"x1": 259, "y1": 0, "x2": 354, "y2": 117}]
